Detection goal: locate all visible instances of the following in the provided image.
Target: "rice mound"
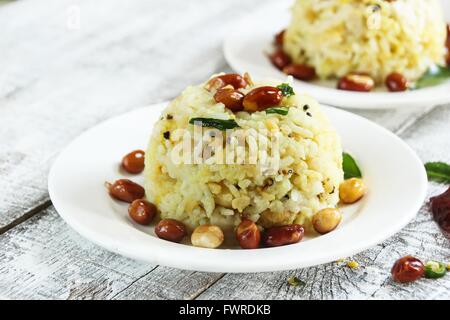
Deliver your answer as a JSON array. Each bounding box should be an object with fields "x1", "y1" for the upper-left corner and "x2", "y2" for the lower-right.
[
  {"x1": 283, "y1": 0, "x2": 447, "y2": 82},
  {"x1": 144, "y1": 76, "x2": 343, "y2": 232}
]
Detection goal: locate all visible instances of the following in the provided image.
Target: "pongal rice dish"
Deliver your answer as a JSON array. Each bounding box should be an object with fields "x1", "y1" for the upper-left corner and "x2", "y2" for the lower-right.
[{"x1": 144, "y1": 74, "x2": 344, "y2": 233}]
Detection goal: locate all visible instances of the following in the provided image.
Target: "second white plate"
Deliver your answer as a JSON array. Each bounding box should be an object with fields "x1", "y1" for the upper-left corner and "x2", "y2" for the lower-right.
[
  {"x1": 48, "y1": 102, "x2": 427, "y2": 273},
  {"x1": 224, "y1": 0, "x2": 450, "y2": 109}
]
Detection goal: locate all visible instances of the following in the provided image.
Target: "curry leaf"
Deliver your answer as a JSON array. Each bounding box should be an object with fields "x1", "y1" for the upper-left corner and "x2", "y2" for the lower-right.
[
  {"x1": 414, "y1": 66, "x2": 450, "y2": 89},
  {"x1": 189, "y1": 118, "x2": 240, "y2": 131},
  {"x1": 266, "y1": 107, "x2": 289, "y2": 115},
  {"x1": 343, "y1": 152, "x2": 362, "y2": 180},
  {"x1": 287, "y1": 276, "x2": 305, "y2": 287},
  {"x1": 425, "y1": 162, "x2": 450, "y2": 183},
  {"x1": 277, "y1": 83, "x2": 295, "y2": 97}
]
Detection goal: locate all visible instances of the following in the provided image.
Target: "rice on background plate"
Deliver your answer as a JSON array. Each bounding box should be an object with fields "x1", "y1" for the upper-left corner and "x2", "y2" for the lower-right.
[
  {"x1": 144, "y1": 75, "x2": 343, "y2": 233},
  {"x1": 284, "y1": 0, "x2": 447, "y2": 83}
]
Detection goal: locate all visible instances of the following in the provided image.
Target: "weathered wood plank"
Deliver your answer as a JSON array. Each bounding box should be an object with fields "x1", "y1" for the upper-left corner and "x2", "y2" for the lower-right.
[
  {"x1": 113, "y1": 268, "x2": 223, "y2": 300},
  {"x1": 0, "y1": 207, "x2": 153, "y2": 299},
  {"x1": 0, "y1": 207, "x2": 223, "y2": 300},
  {"x1": 196, "y1": 105, "x2": 450, "y2": 300},
  {"x1": 0, "y1": 0, "x2": 438, "y2": 230}
]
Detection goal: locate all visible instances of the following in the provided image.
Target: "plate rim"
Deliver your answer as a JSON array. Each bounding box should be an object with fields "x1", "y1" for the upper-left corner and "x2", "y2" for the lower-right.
[{"x1": 48, "y1": 103, "x2": 428, "y2": 273}]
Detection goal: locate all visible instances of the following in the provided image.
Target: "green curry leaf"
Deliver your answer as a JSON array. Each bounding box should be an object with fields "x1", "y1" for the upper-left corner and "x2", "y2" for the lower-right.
[
  {"x1": 424, "y1": 162, "x2": 450, "y2": 183},
  {"x1": 189, "y1": 118, "x2": 240, "y2": 131},
  {"x1": 265, "y1": 107, "x2": 289, "y2": 115},
  {"x1": 343, "y1": 152, "x2": 362, "y2": 180},
  {"x1": 414, "y1": 66, "x2": 450, "y2": 89},
  {"x1": 277, "y1": 83, "x2": 295, "y2": 97}
]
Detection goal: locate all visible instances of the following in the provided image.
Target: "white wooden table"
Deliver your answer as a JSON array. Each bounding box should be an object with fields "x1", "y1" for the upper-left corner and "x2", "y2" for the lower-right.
[{"x1": 0, "y1": 0, "x2": 449, "y2": 300}]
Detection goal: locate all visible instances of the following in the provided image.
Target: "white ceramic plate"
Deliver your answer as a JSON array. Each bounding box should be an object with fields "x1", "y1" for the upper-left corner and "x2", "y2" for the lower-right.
[
  {"x1": 48, "y1": 102, "x2": 427, "y2": 273},
  {"x1": 224, "y1": 0, "x2": 450, "y2": 109}
]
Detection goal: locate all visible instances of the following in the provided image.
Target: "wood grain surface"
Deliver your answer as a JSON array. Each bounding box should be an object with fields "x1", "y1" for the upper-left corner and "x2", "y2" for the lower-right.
[{"x1": 0, "y1": 0, "x2": 449, "y2": 300}]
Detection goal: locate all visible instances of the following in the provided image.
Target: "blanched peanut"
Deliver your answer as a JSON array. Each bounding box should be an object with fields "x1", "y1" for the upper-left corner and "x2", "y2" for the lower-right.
[
  {"x1": 339, "y1": 178, "x2": 367, "y2": 204},
  {"x1": 312, "y1": 208, "x2": 342, "y2": 235},
  {"x1": 191, "y1": 225, "x2": 224, "y2": 249}
]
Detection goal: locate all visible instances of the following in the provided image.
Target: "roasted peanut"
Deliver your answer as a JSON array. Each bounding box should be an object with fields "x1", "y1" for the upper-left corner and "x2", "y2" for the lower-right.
[
  {"x1": 263, "y1": 224, "x2": 304, "y2": 247},
  {"x1": 214, "y1": 88, "x2": 245, "y2": 112},
  {"x1": 106, "y1": 179, "x2": 145, "y2": 203},
  {"x1": 121, "y1": 150, "x2": 145, "y2": 174},
  {"x1": 191, "y1": 225, "x2": 224, "y2": 249},
  {"x1": 236, "y1": 219, "x2": 261, "y2": 249},
  {"x1": 339, "y1": 178, "x2": 367, "y2": 204},
  {"x1": 155, "y1": 219, "x2": 187, "y2": 243},
  {"x1": 206, "y1": 74, "x2": 248, "y2": 92},
  {"x1": 337, "y1": 73, "x2": 374, "y2": 92},
  {"x1": 391, "y1": 256, "x2": 425, "y2": 283},
  {"x1": 385, "y1": 72, "x2": 409, "y2": 92},
  {"x1": 274, "y1": 29, "x2": 285, "y2": 47},
  {"x1": 243, "y1": 86, "x2": 283, "y2": 113},
  {"x1": 269, "y1": 49, "x2": 291, "y2": 70},
  {"x1": 312, "y1": 208, "x2": 342, "y2": 235},
  {"x1": 128, "y1": 199, "x2": 157, "y2": 225},
  {"x1": 430, "y1": 186, "x2": 450, "y2": 239},
  {"x1": 283, "y1": 64, "x2": 316, "y2": 81}
]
